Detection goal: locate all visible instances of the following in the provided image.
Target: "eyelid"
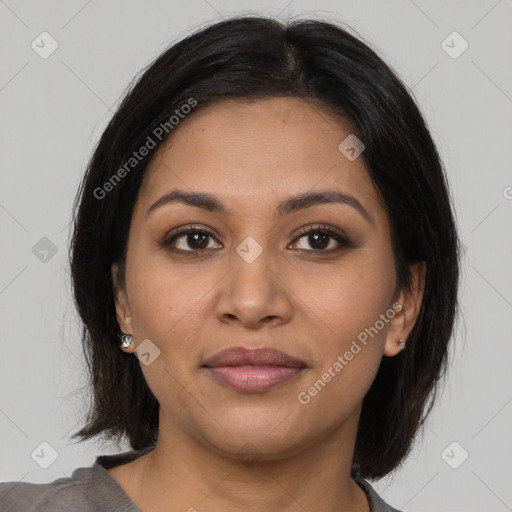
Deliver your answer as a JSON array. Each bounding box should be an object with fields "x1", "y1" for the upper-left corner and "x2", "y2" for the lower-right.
[{"x1": 293, "y1": 224, "x2": 349, "y2": 242}]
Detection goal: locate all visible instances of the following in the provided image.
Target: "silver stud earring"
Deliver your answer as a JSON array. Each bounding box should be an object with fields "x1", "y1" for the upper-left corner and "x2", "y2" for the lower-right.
[
  {"x1": 118, "y1": 333, "x2": 133, "y2": 349},
  {"x1": 397, "y1": 339, "x2": 406, "y2": 350}
]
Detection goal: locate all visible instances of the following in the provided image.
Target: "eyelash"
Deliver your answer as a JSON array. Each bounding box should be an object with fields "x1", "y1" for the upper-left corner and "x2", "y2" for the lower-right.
[{"x1": 159, "y1": 224, "x2": 355, "y2": 255}]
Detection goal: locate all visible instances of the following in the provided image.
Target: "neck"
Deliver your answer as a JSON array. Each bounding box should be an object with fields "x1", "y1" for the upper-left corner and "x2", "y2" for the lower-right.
[{"x1": 125, "y1": 408, "x2": 369, "y2": 512}]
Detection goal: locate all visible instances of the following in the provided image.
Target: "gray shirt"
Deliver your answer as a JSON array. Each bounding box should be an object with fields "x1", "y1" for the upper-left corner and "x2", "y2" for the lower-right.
[{"x1": 0, "y1": 447, "x2": 403, "y2": 511}]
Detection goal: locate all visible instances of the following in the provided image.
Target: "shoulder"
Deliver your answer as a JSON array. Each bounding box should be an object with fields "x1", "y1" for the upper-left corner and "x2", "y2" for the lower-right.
[
  {"x1": 353, "y1": 474, "x2": 404, "y2": 512},
  {"x1": 0, "y1": 468, "x2": 95, "y2": 512},
  {"x1": 0, "y1": 447, "x2": 153, "y2": 512}
]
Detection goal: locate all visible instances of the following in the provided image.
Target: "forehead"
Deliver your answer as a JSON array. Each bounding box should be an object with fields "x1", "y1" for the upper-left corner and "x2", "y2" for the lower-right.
[{"x1": 136, "y1": 97, "x2": 384, "y2": 221}]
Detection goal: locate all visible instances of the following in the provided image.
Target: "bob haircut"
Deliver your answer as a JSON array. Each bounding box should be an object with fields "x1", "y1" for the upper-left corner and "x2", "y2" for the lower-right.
[{"x1": 69, "y1": 15, "x2": 460, "y2": 480}]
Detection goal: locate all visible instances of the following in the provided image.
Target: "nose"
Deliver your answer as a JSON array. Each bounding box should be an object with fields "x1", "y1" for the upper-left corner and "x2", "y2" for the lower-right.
[{"x1": 214, "y1": 241, "x2": 294, "y2": 329}]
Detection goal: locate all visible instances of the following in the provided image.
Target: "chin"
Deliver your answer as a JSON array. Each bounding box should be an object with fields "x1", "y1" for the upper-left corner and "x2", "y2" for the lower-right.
[
  {"x1": 198, "y1": 408, "x2": 311, "y2": 461},
  {"x1": 211, "y1": 432, "x2": 305, "y2": 463}
]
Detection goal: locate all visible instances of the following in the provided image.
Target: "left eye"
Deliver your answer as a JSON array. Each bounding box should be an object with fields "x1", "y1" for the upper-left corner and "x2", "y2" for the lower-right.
[{"x1": 289, "y1": 227, "x2": 349, "y2": 252}]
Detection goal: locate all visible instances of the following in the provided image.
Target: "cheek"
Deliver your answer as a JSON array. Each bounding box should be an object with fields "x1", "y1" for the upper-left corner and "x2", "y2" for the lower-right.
[
  {"x1": 124, "y1": 253, "x2": 204, "y2": 353},
  {"x1": 295, "y1": 272, "x2": 393, "y2": 418},
  {"x1": 292, "y1": 250, "x2": 395, "y2": 410},
  {"x1": 294, "y1": 249, "x2": 396, "y2": 349},
  {"x1": 125, "y1": 259, "x2": 209, "y2": 417}
]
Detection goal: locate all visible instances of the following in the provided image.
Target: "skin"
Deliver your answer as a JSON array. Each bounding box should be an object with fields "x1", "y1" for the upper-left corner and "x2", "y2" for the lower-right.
[{"x1": 109, "y1": 97, "x2": 426, "y2": 512}]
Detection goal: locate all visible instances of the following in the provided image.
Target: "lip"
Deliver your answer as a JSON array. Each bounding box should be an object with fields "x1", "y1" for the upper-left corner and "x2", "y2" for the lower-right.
[{"x1": 202, "y1": 346, "x2": 307, "y2": 392}]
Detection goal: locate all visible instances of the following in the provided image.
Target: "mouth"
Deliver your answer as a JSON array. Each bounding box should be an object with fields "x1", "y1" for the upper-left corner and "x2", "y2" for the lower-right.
[{"x1": 201, "y1": 346, "x2": 307, "y2": 392}]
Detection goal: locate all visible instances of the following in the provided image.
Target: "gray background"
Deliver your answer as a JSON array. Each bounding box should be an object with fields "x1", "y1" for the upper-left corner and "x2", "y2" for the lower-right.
[{"x1": 1, "y1": 1, "x2": 511, "y2": 511}]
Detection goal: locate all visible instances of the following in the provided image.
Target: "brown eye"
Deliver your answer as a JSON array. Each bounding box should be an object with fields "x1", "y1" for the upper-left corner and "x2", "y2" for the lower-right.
[
  {"x1": 161, "y1": 228, "x2": 222, "y2": 253},
  {"x1": 289, "y1": 225, "x2": 354, "y2": 253},
  {"x1": 179, "y1": 232, "x2": 210, "y2": 250}
]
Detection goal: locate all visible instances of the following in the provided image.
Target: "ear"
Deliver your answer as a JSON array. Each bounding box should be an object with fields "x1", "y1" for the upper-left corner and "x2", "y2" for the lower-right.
[
  {"x1": 383, "y1": 261, "x2": 426, "y2": 357},
  {"x1": 112, "y1": 262, "x2": 135, "y2": 353}
]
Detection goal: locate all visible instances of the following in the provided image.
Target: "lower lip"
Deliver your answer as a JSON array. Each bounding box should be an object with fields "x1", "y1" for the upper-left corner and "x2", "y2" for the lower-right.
[{"x1": 204, "y1": 365, "x2": 306, "y2": 392}]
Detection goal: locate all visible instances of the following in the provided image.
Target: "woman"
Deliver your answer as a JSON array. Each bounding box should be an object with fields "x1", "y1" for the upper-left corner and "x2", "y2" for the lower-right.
[{"x1": 0, "y1": 15, "x2": 460, "y2": 512}]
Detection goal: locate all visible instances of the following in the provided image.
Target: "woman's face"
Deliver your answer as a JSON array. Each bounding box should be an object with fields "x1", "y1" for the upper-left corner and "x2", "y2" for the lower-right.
[{"x1": 113, "y1": 97, "x2": 420, "y2": 458}]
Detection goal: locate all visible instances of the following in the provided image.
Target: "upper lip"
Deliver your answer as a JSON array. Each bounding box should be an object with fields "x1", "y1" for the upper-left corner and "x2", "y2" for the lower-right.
[{"x1": 203, "y1": 346, "x2": 306, "y2": 368}]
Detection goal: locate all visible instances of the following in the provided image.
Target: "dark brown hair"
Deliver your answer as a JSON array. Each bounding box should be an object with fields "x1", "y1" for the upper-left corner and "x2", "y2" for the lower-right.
[{"x1": 69, "y1": 15, "x2": 461, "y2": 480}]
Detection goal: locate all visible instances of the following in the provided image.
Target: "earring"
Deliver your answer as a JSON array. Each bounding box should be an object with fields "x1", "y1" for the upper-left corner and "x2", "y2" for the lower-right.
[
  {"x1": 118, "y1": 333, "x2": 133, "y2": 349},
  {"x1": 397, "y1": 339, "x2": 406, "y2": 350}
]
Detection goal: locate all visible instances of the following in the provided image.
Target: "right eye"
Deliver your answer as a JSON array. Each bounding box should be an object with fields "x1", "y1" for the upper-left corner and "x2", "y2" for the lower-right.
[{"x1": 160, "y1": 227, "x2": 222, "y2": 253}]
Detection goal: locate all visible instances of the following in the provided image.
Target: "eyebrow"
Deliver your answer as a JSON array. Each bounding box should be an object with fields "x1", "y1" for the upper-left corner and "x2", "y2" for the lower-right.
[{"x1": 146, "y1": 189, "x2": 373, "y2": 226}]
